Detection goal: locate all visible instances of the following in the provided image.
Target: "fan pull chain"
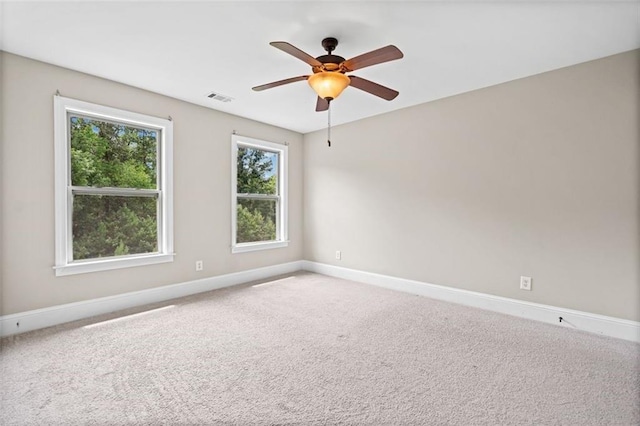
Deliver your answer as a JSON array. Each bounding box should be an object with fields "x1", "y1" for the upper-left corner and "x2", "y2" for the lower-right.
[{"x1": 327, "y1": 102, "x2": 331, "y2": 147}]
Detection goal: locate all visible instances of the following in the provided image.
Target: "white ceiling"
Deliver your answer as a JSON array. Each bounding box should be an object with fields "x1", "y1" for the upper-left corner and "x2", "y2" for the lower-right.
[{"x1": 1, "y1": 1, "x2": 638, "y2": 134}]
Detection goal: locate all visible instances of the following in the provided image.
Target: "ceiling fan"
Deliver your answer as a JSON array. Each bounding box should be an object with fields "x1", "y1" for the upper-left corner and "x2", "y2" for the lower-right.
[{"x1": 252, "y1": 37, "x2": 404, "y2": 112}]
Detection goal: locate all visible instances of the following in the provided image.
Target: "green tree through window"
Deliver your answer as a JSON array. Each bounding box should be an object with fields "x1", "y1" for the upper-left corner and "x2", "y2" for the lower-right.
[
  {"x1": 236, "y1": 146, "x2": 278, "y2": 243},
  {"x1": 70, "y1": 116, "x2": 159, "y2": 260}
]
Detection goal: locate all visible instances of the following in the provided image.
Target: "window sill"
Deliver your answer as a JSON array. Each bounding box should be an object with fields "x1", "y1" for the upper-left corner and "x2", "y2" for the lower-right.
[
  {"x1": 232, "y1": 241, "x2": 289, "y2": 254},
  {"x1": 54, "y1": 253, "x2": 175, "y2": 276}
]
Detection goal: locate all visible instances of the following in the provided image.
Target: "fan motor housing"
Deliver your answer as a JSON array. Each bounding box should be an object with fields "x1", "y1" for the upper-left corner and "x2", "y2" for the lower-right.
[
  {"x1": 314, "y1": 54, "x2": 345, "y2": 73},
  {"x1": 316, "y1": 54, "x2": 345, "y2": 64},
  {"x1": 313, "y1": 37, "x2": 345, "y2": 72}
]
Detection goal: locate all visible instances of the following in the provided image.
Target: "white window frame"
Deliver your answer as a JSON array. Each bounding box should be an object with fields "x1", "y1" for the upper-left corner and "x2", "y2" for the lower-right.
[
  {"x1": 53, "y1": 96, "x2": 174, "y2": 276},
  {"x1": 231, "y1": 134, "x2": 288, "y2": 253}
]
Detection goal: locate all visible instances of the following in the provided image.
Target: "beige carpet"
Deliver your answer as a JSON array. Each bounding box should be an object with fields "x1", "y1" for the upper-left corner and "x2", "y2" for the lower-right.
[{"x1": 1, "y1": 272, "x2": 639, "y2": 425}]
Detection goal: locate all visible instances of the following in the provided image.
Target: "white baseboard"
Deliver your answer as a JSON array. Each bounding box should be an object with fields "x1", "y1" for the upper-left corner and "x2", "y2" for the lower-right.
[
  {"x1": 302, "y1": 261, "x2": 640, "y2": 343},
  {"x1": 0, "y1": 261, "x2": 304, "y2": 337},
  {"x1": 4, "y1": 260, "x2": 638, "y2": 343}
]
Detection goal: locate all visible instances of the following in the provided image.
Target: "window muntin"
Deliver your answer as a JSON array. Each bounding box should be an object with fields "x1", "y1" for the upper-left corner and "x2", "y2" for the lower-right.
[
  {"x1": 54, "y1": 96, "x2": 174, "y2": 275},
  {"x1": 231, "y1": 135, "x2": 288, "y2": 253}
]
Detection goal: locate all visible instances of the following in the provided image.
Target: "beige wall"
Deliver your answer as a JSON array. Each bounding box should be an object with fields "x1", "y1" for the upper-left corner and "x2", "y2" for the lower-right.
[
  {"x1": 304, "y1": 50, "x2": 639, "y2": 321},
  {"x1": 2, "y1": 50, "x2": 638, "y2": 322},
  {"x1": 0, "y1": 52, "x2": 304, "y2": 315},
  {"x1": 0, "y1": 52, "x2": 5, "y2": 315}
]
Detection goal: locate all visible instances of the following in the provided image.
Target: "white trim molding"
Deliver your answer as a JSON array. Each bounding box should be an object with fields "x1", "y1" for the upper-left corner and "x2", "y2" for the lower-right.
[
  {"x1": 302, "y1": 261, "x2": 640, "y2": 343},
  {"x1": 1, "y1": 261, "x2": 303, "y2": 337},
  {"x1": 4, "y1": 260, "x2": 638, "y2": 343},
  {"x1": 53, "y1": 96, "x2": 174, "y2": 276},
  {"x1": 231, "y1": 134, "x2": 289, "y2": 254}
]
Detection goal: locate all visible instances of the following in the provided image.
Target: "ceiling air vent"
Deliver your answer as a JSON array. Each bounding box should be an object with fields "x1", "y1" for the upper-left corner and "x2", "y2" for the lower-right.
[{"x1": 207, "y1": 92, "x2": 233, "y2": 103}]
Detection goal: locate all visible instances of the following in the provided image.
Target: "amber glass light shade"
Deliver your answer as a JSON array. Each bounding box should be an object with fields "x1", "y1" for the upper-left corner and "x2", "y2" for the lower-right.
[{"x1": 308, "y1": 72, "x2": 351, "y2": 100}]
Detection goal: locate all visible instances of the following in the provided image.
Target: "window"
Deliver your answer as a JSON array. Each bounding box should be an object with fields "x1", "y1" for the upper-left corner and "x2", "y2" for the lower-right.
[
  {"x1": 54, "y1": 96, "x2": 173, "y2": 276},
  {"x1": 231, "y1": 135, "x2": 288, "y2": 253}
]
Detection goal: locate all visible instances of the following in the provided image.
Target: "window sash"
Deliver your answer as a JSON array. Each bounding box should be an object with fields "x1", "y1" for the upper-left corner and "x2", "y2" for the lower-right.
[
  {"x1": 235, "y1": 196, "x2": 281, "y2": 243},
  {"x1": 67, "y1": 112, "x2": 161, "y2": 191},
  {"x1": 236, "y1": 197, "x2": 280, "y2": 244},
  {"x1": 68, "y1": 191, "x2": 163, "y2": 264},
  {"x1": 236, "y1": 145, "x2": 280, "y2": 197},
  {"x1": 69, "y1": 193, "x2": 162, "y2": 262}
]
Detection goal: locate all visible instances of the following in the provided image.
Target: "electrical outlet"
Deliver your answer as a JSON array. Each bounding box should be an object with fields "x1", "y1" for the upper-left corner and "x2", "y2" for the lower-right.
[
  {"x1": 195, "y1": 260, "x2": 204, "y2": 272},
  {"x1": 335, "y1": 250, "x2": 341, "y2": 260},
  {"x1": 520, "y1": 276, "x2": 532, "y2": 291}
]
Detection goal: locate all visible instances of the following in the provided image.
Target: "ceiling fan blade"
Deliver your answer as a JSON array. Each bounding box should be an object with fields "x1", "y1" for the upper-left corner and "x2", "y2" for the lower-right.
[
  {"x1": 315, "y1": 97, "x2": 329, "y2": 112},
  {"x1": 252, "y1": 75, "x2": 309, "y2": 91},
  {"x1": 270, "y1": 41, "x2": 323, "y2": 67},
  {"x1": 342, "y1": 45, "x2": 403, "y2": 72},
  {"x1": 348, "y1": 76, "x2": 399, "y2": 100}
]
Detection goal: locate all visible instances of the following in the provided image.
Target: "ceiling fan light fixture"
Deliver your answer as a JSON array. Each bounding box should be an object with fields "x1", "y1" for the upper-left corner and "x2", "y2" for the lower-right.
[{"x1": 308, "y1": 71, "x2": 350, "y2": 101}]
